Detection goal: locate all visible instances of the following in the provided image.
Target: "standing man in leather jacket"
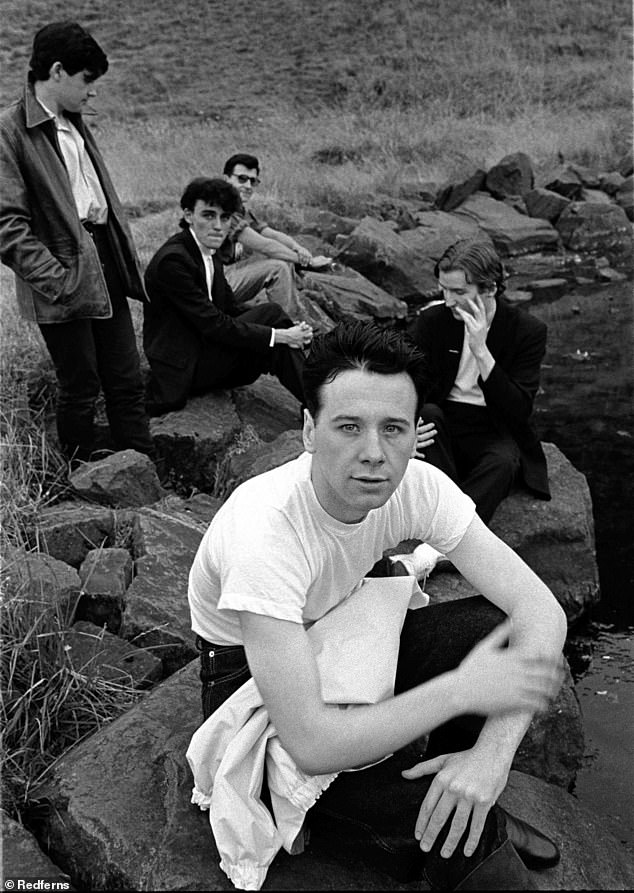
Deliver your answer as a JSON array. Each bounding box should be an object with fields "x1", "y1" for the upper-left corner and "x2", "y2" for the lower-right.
[{"x1": 0, "y1": 21, "x2": 155, "y2": 466}]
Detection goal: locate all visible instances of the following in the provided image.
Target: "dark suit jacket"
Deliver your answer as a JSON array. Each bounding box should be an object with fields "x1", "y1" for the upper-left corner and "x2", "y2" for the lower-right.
[
  {"x1": 143, "y1": 227, "x2": 273, "y2": 409},
  {"x1": 415, "y1": 296, "x2": 550, "y2": 499}
]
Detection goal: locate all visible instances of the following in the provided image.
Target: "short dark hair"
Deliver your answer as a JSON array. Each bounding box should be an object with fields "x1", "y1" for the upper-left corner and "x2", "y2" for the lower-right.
[
  {"x1": 434, "y1": 238, "x2": 506, "y2": 297},
  {"x1": 29, "y1": 22, "x2": 108, "y2": 83},
  {"x1": 223, "y1": 153, "x2": 260, "y2": 177},
  {"x1": 179, "y1": 178, "x2": 241, "y2": 220},
  {"x1": 303, "y1": 321, "x2": 429, "y2": 420}
]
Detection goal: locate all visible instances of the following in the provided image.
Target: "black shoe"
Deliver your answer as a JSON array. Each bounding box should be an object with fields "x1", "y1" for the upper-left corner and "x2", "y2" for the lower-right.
[{"x1": 502, "y1": 808, "x2": 561, "y2": 870}]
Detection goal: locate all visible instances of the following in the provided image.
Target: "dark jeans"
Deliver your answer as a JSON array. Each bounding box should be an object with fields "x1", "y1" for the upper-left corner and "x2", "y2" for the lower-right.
[
  {"x1": 198, "y1": 596, "x2": 509, "y2": 888},
  {"x1": 419, "y1": 402, "x2": 520, "y2": 524},
  {"x1": 39, "y1": 225, "x2": 154, "y2": 464},
  {"x1": 191, "y1": 303, "x2": 306, "y2": 404}
]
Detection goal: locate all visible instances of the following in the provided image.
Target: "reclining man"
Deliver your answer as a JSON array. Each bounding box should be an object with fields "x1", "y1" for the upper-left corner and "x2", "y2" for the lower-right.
[
  {"x1": 220, "y1": 153, "x2": 322, "y2": 315},
  {"x1": 188, "y1": 321, "x2": 566, "y2": 889},
  {"x1": 400, "y1": 237, "x2": 551, "y2": 578},
  {"x1": 143, "y1": 177, "x2": 312, "y2": 416}
]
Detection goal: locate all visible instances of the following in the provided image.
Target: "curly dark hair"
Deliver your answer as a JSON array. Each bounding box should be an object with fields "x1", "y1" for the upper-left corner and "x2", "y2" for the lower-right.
[{"x1": 29, "y1": 21, "x2": 108, "y2": 83}]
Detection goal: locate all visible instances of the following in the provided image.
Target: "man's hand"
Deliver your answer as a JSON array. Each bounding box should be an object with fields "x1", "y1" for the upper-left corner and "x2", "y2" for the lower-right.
[
  {"x1": 294, "y1": 245, "x2": 313, "y2": 266},
  {"x1": 452, "y1": 294, "x2": 489, "y2": 358},
  {"x1": 402, "y1": 747, "x2": 510, "y2": 859},
  {"x1": 414, "y1": 418, "x2": 437, "y2": 458},
  {"x1": 275, "y1": 322, "x2": 313, "y2": 349}
]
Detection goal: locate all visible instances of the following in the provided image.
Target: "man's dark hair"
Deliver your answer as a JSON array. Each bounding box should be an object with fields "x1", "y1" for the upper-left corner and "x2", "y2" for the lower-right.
[
  {"x1": 179, "y1": 178, "x2": 241, "y2": 223},
  {"x1": 29, "y1": 21, "x2": 108, "y2": 83},
  {"x1": 303, "y1": 321, "x2": 429, "y2": 420},
  {"x1": 223, "y1": 153, "x2": 260, "y2": 177},
  {"x1": 434, "y1": 238, "x2": 506, "y2": 297}
]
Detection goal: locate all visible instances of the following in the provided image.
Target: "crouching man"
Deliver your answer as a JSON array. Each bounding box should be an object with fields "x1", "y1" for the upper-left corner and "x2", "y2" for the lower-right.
[{"x1": 188, "y1": 321, "x2": 566, "y2": 889}]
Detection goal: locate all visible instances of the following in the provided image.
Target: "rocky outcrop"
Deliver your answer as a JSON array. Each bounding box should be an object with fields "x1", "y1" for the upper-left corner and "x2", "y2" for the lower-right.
[
  {"x1": 70, "y1": 449, "x2": 164, "y2": 507},
  {"x1": 302, "y1": 265, "x2": 409, "y2": 321},
  {"x1": 32, "y1": 660, "x2": 634, "y2": 892},
  {"x1": 556, "y1": 201, "x2": 632, "y2": 252},
  {"x1": 76, "y1": 547, "x2": 133, "y2": 631},
  {"x1": 27, "y1": 501, "x2": 115, "y2": 568},
  {"x1": 63, "y1": 620, "x2": 163, "y2": 688},
  {"x1": 485, "y1": 152, "x2": 534, "y2": 200},
  {"x1": 452, "y1": 192, "x2": 561, "y2": 255}
]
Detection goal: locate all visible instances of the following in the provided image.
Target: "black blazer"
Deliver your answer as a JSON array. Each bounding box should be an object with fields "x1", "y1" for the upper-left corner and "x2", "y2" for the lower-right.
[
  {"x1": 143, "y1": 227, "x2": 273, "y2": 409},
  {"x1": 415, "y1": 296, "x2": 550, "y2": 499}
]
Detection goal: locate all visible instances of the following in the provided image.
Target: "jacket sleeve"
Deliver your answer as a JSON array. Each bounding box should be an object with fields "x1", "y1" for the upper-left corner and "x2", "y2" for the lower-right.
[
  {"x1": 479, "y1": 316, "x2": 547, "y2": 427},
  {"x1": 150, "y1": 252, "x2": 273, "y2": 350},
  {"x1": 0, "y1": 123, "x2": 69, "y2": 303}
]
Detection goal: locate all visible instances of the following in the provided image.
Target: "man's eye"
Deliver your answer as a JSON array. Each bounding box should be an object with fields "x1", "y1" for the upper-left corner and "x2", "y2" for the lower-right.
[
  {"x1": 385, "y1": 425, "x2": 403, "y2": 434},
  {"x1": 341, "y1": 424, "x2": 358, "y2": 432}
]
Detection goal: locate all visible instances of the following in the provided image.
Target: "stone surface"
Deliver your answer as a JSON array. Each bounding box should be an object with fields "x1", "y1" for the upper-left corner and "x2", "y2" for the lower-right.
[
  {"x1": 3, "y1": 550, "x2": 81, "y2": 619},
  {"x1": 302, "y1": 264, "x2": 410, "y2": 318},
  {"x1": 580, "y1": 187, "x2": 613, "y2": 204},
  {"x1": 485, "y1": 152, "x2": 534, "y2": 199},
  {"x1": 120, "y1": 506, "x2": 209, "y2": 674},
  {"x1": 435, "y1": 168, "x2": 486, "y2": 212},
  {"x1": 70, "y1": 449, "x2": 164, "y2": 508},
  {"x1": 452, "y1": 193, "x2": 560, "y2": 255},
  {"x1": 76, "y1": 547, "x2": 133, "y2": 632},
  {"x1": 556, "y1": 201, "x2": 632, "y2": 252},
  {"x1": 2, "y1": 809, "x2": 71, "y2": 885},
  {"x1": 397, "y1": 211, "x2": 487, "y2": 292},
  {"x1": 34, "y1": 660, "x2": 634, "y2": 892},
  {"x1": 150, "y1": 392, "x2": 241, "y2": 492},
  {"x1": 299, "y1": 209, "x2": 359, "y2": 243},
  {"x1": 224, "y1": 429, "x2": 305, "y2": 495},
  {"x1": 232, "y1": 374, "x2": 302, "y2": 442},
  {"x1": 526, "y1": 278, "x2": 569, "y2": 302},
  {"x1": 27, "y1": 501, "x2": 115, "y2": 568},
  {"x1": 64, "y1": 620, "x2": 163, "y2": 688},
  {"x1": 541, "y1": 164, "x2": 584, "y2": 200},
  {"x1": 615, "y1": 174, "x2": 633, "y2": 221},
  {"x1": 599, "y1": 170, "x2": 626, "y2": 196},
  {"x1": 332, "y1": 216, "x2": 440, "y2": 302},
  {"x1": 288, "y1": 285, "x2": 336, "y2": 333},
  {"x1": 524, "y1": 187, "x2": 572, "y2": 222}
]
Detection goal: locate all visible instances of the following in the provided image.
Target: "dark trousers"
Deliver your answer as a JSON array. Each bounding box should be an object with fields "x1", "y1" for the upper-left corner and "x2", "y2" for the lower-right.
[
  {"x1": 420, "y1": 401, "x2": 520, "y2": 524},
  {"x1": 197, "y1": 596, "x2": 508, "y2": 888},
  {"x1": 191, "y1": 303, "x2": 306, "y2": 404},
  {"x1": 39, "y1": 225, "x2": 154, "y2": 464}
]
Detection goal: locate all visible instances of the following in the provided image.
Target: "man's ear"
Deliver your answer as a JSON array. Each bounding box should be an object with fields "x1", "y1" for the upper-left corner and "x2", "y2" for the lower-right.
[
  {"x1": 50, "y1": 61, "x2": 64, "y2": 81},
  {"x1": 182, "y1": 207, "x2": 193, "y2": 226},
  {"x1": 302, "y1": 408, "x2": 316, "y2": 453}
]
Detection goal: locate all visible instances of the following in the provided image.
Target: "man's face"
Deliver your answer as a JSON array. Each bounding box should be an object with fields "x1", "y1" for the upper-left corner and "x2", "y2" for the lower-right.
[
  {"x1": 183, "y1": 201, "x2": 232, "y2": 251},
  {"x1": 438, "y1": 269, "x2": 493, "y2": 320},
  {"x1": 303, "y1": 368, "x2": 418, "y2": 523},
  {"x1": 226, "y1": 164, "x2": 260, "y2": 203},
  {"x1": 55, "y1": 67, "x2": 99, "y2": 114}
]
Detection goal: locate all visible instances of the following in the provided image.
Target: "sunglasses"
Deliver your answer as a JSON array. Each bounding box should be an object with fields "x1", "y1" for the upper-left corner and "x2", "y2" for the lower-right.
[{"x1": 234, "y1": 174, "x2": 261, "y2": 186}]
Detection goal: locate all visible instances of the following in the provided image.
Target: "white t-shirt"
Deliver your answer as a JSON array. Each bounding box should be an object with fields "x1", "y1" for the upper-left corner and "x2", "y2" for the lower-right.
[{"x1": 188, "y1": 452, "x2": 475, "y2": 645}]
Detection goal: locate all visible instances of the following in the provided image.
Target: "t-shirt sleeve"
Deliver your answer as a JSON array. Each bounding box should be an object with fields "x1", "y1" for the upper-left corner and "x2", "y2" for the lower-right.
[
  {"x1": 399, "y1": 461, "x2": 476, "y2": 553},
  {"x1": 211, "y1": 490, "x2": 311, "y2": 624}
]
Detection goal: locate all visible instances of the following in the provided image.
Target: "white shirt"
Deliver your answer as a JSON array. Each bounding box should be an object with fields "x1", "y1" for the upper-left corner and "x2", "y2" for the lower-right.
[
  {"x1": 190, "y1": 229, "x2": 215, "y2": 300},
  {"x1": 39, "y1": 100, "x2": 108, "y2": 224},
  {"x1": 447, "y1": 307, "x2": 496, "y2": 406}
]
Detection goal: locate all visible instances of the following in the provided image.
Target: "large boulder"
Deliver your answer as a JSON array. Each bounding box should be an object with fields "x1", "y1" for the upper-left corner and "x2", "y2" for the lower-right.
[
  {"x1": 302, "y1": 264, "x2": 410, "y2": 320},
  {"x1": 615, "y1": 174, "x2": 633, "y2": 221},
  {"x1": 3, "y1": 550, "x2": 81, "y2": 618},
  {"x1": 120, "y1": 503, "x2": 218, "y2": 674},
  {"x1": 76, "y1": 547, "x2": 134, "y2": 632},
  {"x1": 232, "y1": 375, "x2": 303, "y2": 442},
  {"x1": 540, "y1": 164, "x2": 584, "y2": 200},
  {"x1": 299, "y1": 209, "x2": 359, "y2": 243},
  {"x1": 150, "y1": 392, "x2": 241, "y2": 492},
  {"x1": 33, "y1": 660, "x2": 634, "y2": 891},
  {"x1": 555, "y1": 201, "x2": 632, "y2": 252},
  {"x1": 222, "y1": 429, "x2": 305, "y2": 496},
  {"x1": 2, "y1": 810, "x2": 71, "y2": 885},
  {"x1": 26, "y1": 501, "x2": 115, "y2": 568},
  {"x1": 63, "y1": 620, "x2": 163, "y2": 688},
  {"x1": 485, "y1": 152, "x2": 534, "y2": 199},
  {"x1": 435, "y1": 169, "x2": 487, "y2": 212},
  {"x1": 332, "y1": 217, "x2": 440, "y2": 301},
  {"x1": 70, "y1": 450, "x2": 164, "y2": 508},
  {"x1": 452, "y1": 193, "x2": 560, "y2": 255},
  {"x1": 524, "y1": 188, "x2": 572, "y2": 223}
]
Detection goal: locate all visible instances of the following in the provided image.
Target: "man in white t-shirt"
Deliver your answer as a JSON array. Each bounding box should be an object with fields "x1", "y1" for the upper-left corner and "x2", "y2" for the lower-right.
[{"x1": 188, "y1": 321, "x2": 566, "y2": 889}]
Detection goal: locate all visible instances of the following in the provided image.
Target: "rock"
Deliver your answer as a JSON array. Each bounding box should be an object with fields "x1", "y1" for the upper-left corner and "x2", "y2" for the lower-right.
[
  {"x1": 525, "y1": 278, "x2": 569, "y2": 302},
  {"x1": 76, "y1": 547, "x2": 133, "y2": 632},
  {"x1": 288, "y1": 286, "x2": 337, "y2": 333},
  {"x1": 27, "y1": 501, "x2": 115, "y2": 568},
  {"x1": 150, "y1": 392, "x2": 241, "y2": 492},
  {"x1": 2, "y1": 809, "x2": 71, "y2": 885},
  {"x1": 580, "y1": 187, "x2": 613, "y2": 204},
  {"x1": 33, "y1": 660, "x2": 634, "y2": 891},
  {"x1": 299, "y1": 209, "x2": 359, "y2": 243},
  {"x1": 502, "y1": 194, "x2": 528, "y2": 215},
  {"x1": 397, "y1": 210, "x2": 486, "y2": 289},
  {"x1": 233, "y1": 374, "x2": 302, "y2": 442},
  {"x1": 301, "y1": 264, "x2": 410, "y2": 319},
  {"x1": 435, "y1": 169, "x2": 487, "y2": 212},
  {"x1": 541, "y1": 164, "x2": 584, "y2": 200},
  {"x1": 64, "y1": 620, "x2": 163, "y2": 688},
  {"x1": 617, "y1": 151, "x2": 633, "y2": 178},
  {"x1": 398, "y1": 180, "x2": 439, "y2": 203},
  {"x1": 120, "y1": 506, "x2": 209, "y2": 674},
  {"x1": 556, "y1": 201, "x2": 631, "y2": 252},
  {"x1": 3, "y1": 551, "x2": 81, "y2": 619},
  {"x1": 332, "y1": 216, "x2": 442, "y2": 301},
  {"x1": 505, "y1": 288, "x2": 533, "y2": 304},
  {"x1": 568, "y1": 163, "x2": 601, "y2": 189},
  {"x1": 485, "y1": 152, "x2": 534, "y2": 199},
  {"x1": 598, "y1": 267, "x2": 628, "y2": 282},
  {"x1": 151, "y1": 493, "x2": 223, "y2": 529},
  {"x1": 223, "y1": 429, "x2": 304, "y2": 495},
  {"x1": 70, "y1": 450, "x2": 164, "y2": 508},
  {"x1": 524, "y1": 187, "x2": 572, "y2": 224},
  {"x1": 452, "y1": 193, "x2": 560, "y2": 255},
  {"x1": 615, "y1": 174, "x2": 633, "y2": 221},
  {"x1": 599, "y1": 170, "x2": 626, "y2": 196},
  {"x1": 367, "y1": 195, "x2": 421, "y2": 230}
]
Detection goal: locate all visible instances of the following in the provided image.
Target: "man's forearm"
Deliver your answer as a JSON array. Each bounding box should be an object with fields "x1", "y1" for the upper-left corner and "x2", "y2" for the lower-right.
[{"x1": 472, "y1": 710, "x2": 532, "y2": 773}]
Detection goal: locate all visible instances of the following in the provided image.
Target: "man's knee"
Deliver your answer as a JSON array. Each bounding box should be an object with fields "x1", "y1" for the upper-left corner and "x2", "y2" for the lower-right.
[
  {"x1": 419, "y1": 403, "x2": 446, "y2": 426},
  {"x1": 240, "y1": 302, "x2": 292, "y2": 327}
]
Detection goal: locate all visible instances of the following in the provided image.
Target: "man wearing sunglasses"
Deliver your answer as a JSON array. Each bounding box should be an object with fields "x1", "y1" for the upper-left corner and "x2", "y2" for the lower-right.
[{"x1": 220, "y1": 153, "x2": 318, "y2": 318}]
